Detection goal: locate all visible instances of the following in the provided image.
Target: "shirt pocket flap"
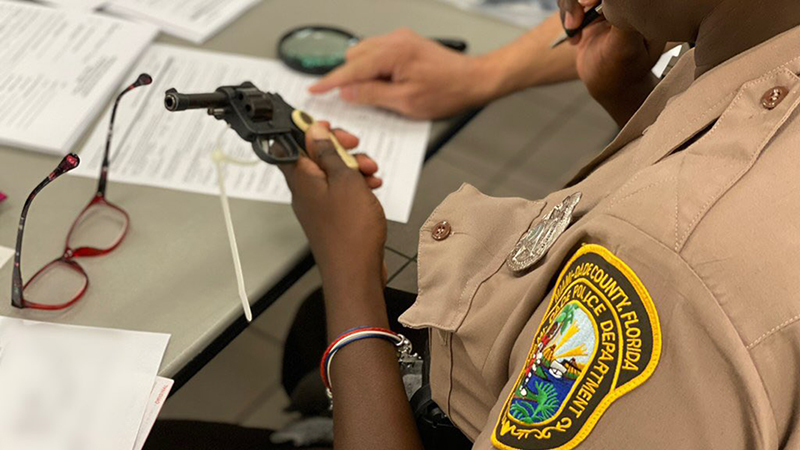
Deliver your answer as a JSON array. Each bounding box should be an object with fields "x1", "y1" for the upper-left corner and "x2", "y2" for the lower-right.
[{"x1": 399, "y1": 184, "x2": 545, "y2": 332}]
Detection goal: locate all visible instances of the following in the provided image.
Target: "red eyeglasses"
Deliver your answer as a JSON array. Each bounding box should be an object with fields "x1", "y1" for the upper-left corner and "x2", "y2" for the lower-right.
[{"x1": 11, "y1": 74, "x2": 153, "y2": 310}]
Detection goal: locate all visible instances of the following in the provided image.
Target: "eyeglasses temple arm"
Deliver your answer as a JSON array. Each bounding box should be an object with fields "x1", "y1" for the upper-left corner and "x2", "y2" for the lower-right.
[
  {"x1": 98, "y1": 98, "x2": 118, "y2": 197},
  {"x1": 12, "y1": 177, "x2": 57, "y2": 306},
  {"x1": 97, "y1": 73, "x2": 153, "y2": 197},
  {"x1": 12, "y1": 154, "x2": 80, "y2": 308}
]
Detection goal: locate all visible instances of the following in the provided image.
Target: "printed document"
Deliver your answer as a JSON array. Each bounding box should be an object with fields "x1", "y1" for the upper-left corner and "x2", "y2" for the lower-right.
[
  {"x1": 105, "y1": 0, "x2": 261, "y2": 43},
  {"x1": 0, "y1": 246, "x2": 12, "y2": 270},
  {"x1": 0, "y1": 2, "x2": 157, "y2": 155},
  {"x1": 35, "y1": 0, "x2": 108, "y2": 10},
  {"x1": 0, "y1": 317, "x2": 170, "y2": 450},
  {"x1": 72, "y1": 45, "x2": 431, "y2": 223},
  {"x1": 438, "y1": 0, "x2": 557, "y2": 28}
]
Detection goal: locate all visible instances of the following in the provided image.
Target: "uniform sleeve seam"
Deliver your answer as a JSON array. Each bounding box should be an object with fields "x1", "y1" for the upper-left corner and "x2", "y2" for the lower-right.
[
  {"x1": 604, "y1": 214, "x2": 753, "y2": 348},
  {"x1": 746, "y1": 313, "x2": 800, "y2": 350},
  {"x1": 603, "y1": 214, "x2": 780, "y2": 439}
]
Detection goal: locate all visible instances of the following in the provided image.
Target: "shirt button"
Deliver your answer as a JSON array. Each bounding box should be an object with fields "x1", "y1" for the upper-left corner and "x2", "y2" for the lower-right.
[
  {"x1": 761, "y1": 86, "x2": 789, "y2": 110},
  {"x1": 431, "y1": 221, "x2": 452, "y2": 241}
]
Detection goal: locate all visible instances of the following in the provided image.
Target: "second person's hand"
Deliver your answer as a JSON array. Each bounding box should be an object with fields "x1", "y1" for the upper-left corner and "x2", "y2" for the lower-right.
[{"x1": 308, "y1": 28, "x2": 496, "y2": 120}]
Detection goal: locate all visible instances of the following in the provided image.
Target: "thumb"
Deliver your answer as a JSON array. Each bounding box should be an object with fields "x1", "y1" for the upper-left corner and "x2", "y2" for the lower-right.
[
  {"x1": 306, "y1": 123, "x2": 347, "y2": 176},
  {"x1": 558, "y1": 0, "x2": 585, "y2": 30}
]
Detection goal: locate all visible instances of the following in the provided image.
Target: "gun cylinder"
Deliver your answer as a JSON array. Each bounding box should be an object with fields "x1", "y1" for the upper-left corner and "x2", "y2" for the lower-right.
[{"x1": 164, "y1": 90, "x2": 228, "y2": 111}]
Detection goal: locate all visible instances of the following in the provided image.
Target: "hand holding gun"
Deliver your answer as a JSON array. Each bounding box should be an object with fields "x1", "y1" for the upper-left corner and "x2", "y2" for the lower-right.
[{"x1": 164, "y1": 82, "x2": 358, "y2": 169}]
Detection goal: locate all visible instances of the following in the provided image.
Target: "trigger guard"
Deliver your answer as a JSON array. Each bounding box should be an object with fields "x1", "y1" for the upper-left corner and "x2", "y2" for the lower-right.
[{"x1": 251, "y1": 136, "x2": 300, "y2": 165}]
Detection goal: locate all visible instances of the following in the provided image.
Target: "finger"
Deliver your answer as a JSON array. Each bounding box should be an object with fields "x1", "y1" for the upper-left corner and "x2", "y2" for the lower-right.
[
  {"x1": 310, "y1": 123, "x2": 360, "y2": 152},
  {"x1": 306, "y1": 123, "x2": 348, "y2": 176},
  {"x1": 578, "y1": 0, "x2": 600, "y2": 8},
  {"x1": 345, "y1": 37, "x2": 378, "y2": 61},
  {"x1": 332, "y1": 128, "x2": 360, "y2": 149},
  {"x1": 308, "y1": 51, "x2": 392, "y2": 94},
  {"x1": 571, "y1": 15, "x2": 608, "y2": 45},
  {"x1": 558, "y1": 0, "x2": 585, "y2": 31},
  {"x1": 340, "y1": 81, "x2": 410, "y2": 112},
  {"x1": 314, "y1": 120, "x2": 333, "y2": 131},
  {"x1": 566, "y1": 1, "x2": 602, "y2": 45},
  {"x1": 349, "y1": 29, "x2": 411, "y2": 62},
  {"x1": 302, "y1": 121, "x2": 329, "y2": 161},
  {"x1": 365, "y1": 175, "x2": 383, "y2": 190},
  {"x1": 354, "y1": 153, "x2": 379, "y2": 176},
  {"x1": 276, "y1": 159, "x2": 295, "y2": 188},
  {"x1": 317, "y1": 120, "x2": 360, "y2": 150},
  {"x1": 277, "y1": 156, "x2": 321, "y2": 193}
]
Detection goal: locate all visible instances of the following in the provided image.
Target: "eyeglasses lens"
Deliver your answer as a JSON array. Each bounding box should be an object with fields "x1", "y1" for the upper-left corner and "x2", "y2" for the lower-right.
[
  {"x1": 67, "y1": 202, "x2": 129, "y2": 251},
  {"x1": 23, "y1": 260, "x2": 88, "y2": 308}
]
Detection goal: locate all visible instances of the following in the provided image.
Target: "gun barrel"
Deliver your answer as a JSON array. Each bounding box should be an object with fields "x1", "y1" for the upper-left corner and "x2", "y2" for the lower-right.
[{"x1": 164, "y1": 89, "x2": 228, "y2": 111}]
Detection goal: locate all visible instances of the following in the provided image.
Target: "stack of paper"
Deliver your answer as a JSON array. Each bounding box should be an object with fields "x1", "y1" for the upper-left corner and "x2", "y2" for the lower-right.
[
  {"x1": 438, "y1": 0, "x2": 557, "y2": 28},
  {"x1": 0, "y1": 246, "x2": 12, "y2": 269},
  {"x1": 35, "y1": 0, "x2": 108, "y2": 10},
  {"x1": 0, "y1": 2, "x2": 157, "y2": 155},
  {"x1": 71, "y1": 44, "x2": 431, "y2": 223},
  {"x1": 0, "y1": 317, "x2": 171, "y2": 450},
  {"x1": 105, "y1": 0, "x2": 261, "y2": 44},
  {"x1": 135, "y1": 377, "x2": 175, "y2": 450}
]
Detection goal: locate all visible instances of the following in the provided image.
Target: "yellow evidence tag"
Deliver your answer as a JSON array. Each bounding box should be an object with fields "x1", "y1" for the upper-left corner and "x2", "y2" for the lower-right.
[{"x1": 291, "y1": 109, "x2": 359, "y2": 170}]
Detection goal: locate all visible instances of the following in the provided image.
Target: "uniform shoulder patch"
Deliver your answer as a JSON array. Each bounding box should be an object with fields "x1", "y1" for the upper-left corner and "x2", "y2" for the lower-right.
[{"x1": 492, "y1": 244, "x2": 661, "y2": 450}]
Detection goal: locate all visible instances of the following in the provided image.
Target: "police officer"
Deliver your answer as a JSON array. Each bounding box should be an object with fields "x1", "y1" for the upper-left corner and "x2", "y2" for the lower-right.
[{"x1": 275, "y1": 0, "x2": 800, "y2": 447}]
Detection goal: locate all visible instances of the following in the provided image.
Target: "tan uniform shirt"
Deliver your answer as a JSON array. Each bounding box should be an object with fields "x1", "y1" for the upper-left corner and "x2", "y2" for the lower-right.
[{"x1": 400, "y1": 25, "x2": 800, "y2": 450}]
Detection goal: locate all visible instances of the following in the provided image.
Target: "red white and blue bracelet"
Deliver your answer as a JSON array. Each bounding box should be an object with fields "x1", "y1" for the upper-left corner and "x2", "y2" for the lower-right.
[{"x1": 320, "y1": 326, "x2": 418, "y2": 406}]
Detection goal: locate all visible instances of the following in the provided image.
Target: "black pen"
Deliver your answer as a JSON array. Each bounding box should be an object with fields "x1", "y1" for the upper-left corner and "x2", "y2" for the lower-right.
[{"x1": 551, "y1": 3, "x2": 604, "y2": 48}]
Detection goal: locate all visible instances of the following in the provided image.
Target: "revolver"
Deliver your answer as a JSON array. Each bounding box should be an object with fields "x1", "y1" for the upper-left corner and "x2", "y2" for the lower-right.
[{"x1": 164, "y1": 82, "x2": 358, "y2": 168}]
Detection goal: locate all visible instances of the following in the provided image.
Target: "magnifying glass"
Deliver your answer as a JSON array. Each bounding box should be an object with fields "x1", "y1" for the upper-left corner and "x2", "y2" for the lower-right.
[{"x1": 278, "y1": 25, "x2": 468, "y2": 75}]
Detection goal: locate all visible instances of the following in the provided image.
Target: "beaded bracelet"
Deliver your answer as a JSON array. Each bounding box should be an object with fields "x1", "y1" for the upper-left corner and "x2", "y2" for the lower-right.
[{"x1": 320, "y1": 326, "x2": 417, "y2": 405}]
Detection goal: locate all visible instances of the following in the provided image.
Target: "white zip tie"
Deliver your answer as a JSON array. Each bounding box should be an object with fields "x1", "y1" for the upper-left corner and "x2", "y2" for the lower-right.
[{"x1": 211, "y1": 130, "x2": 259, "y2": 322}]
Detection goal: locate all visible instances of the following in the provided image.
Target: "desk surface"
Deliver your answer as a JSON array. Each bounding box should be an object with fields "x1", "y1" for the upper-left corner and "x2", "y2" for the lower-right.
[{"x1": 0, "y1": 0, "x2": 525, "y2": 379}]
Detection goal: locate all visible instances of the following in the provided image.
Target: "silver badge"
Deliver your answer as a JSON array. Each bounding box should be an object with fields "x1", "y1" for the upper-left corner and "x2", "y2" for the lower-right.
[{"x1": 507, "y1": 192, "x2": 582, "y2": 272}]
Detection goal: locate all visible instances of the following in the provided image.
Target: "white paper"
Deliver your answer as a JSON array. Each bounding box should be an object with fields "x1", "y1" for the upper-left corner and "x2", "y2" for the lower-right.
[
  {"x1": 0, "y1": 317, "x2": 170, "y2": 450},
  {"x1": 0, "y1": 246, "x2": 12, "y2": 270},
  {"x1": 652, "y1": 45, "x2": 685, "y2": 79},
  {"x1": 34, "y1": 0, "x2": 107, "y2": 10},
  {"x1": 105, "y1": 0, "x2": 261, "y2": 44},
  {"x1": 133, "y1": 376, "x2": 174, "y2": 450},
  {"x1": 438, "y1": 0, "x2": 557, "y2": 28},
  {"x1": 0, "y1": 2, "x2": 157, "y2": 155},
  {"x1": 71, "y1": 44, "x2": 431, "y2": 223}
]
